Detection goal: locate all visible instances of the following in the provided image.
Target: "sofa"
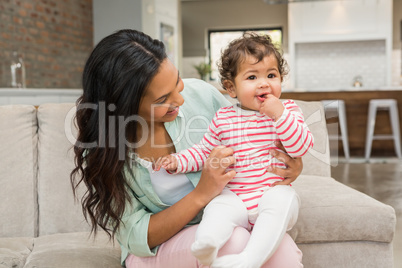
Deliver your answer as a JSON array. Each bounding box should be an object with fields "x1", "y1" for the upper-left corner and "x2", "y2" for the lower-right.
[{"x1": 0, "y1": 100, "x2": 396, "y2": 268}]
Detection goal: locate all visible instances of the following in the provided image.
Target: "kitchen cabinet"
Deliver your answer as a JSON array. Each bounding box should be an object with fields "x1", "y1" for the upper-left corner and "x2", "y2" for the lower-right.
[
  {"x1": 288, "y1": 0, "x2": 392, "y2": 43},
  {"x1": 287, "y1": 0, "x2": 393, "y2": 89}
]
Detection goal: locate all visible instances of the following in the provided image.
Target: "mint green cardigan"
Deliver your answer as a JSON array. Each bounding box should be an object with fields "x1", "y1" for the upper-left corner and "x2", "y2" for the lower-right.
[{"x1": 117, "y1": 79, "x2": 231, "y2": 264}]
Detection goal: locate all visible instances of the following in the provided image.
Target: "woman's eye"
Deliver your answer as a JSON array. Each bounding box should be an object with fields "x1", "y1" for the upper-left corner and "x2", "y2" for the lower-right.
[{"x1": 157, "y1": 98, "x2": 167, "y2": 104}]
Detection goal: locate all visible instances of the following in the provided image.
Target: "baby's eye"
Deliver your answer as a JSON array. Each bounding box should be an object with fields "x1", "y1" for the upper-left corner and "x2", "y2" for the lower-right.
[
  {"x1": 247, "y1": 75, "x2": 257, "y2": 80},
  {"x1": 268, "y1": 74, "x2": 276, "y2": 78}
]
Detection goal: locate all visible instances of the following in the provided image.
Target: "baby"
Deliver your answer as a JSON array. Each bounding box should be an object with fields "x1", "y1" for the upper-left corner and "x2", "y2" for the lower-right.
[{"x1": 155, "y1": 33, "x2": 313, "y2": 268}]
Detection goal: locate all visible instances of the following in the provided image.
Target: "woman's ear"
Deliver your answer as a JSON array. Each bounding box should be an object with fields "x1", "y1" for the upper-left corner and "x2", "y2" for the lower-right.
[{"x1": 223, "y1": 80, "x2": 237, "y2": 98}]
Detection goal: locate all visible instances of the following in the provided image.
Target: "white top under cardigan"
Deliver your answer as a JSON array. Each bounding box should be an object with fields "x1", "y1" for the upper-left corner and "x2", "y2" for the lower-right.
[{"x1": 136, "y1": 157, "x2": 194, "y2": 206}]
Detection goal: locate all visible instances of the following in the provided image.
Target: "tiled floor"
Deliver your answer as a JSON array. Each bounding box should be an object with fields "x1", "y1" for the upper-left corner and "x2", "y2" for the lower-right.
[{"x1": 330, "y1": 158, "x2": 402, "y2": 268}]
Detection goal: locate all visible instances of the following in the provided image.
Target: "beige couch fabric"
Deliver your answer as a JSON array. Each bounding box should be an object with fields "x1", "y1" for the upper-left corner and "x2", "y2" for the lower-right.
[
  {"x1": 0, "y1": 101, "x2": 396, "y2": 267},
  {"x1": 37, "y1": 103, "x2": 90, "y2": 236},
  {"x1": 0, "y1": 105, "x2": 37, "y2": 238},
  {"x1": 24, "y1": 232, "x2": 121, "y2": 268},
  {"x1": 299, "y1": 241, "x2": 394, "y2": 268},
  {"x1": 291, "y1": 175, "x2": 396, "y2": 243},
  {"x1": 0, "y1": 237, "x2": 33, "y2": 268},
  {"x1": 294, "y1": 101, "x2": 331, "y2": 178}
]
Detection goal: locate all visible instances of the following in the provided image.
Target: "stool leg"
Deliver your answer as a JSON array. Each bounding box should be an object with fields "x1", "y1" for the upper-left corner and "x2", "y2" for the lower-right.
[
  {"x1": 365, "y1": 104, "x2": 377, "y2": 161},
  {"x1": 338, "y1": 102, "x2": 350, "y2": 159},
  {"x1": 389, "y1": 105, "x2": 402, "y2": 158}
]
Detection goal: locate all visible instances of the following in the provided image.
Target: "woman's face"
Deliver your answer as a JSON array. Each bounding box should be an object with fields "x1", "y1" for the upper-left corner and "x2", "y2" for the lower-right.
[{"x1": 138, "y1": 59, "x2": 184, "y2": 125}]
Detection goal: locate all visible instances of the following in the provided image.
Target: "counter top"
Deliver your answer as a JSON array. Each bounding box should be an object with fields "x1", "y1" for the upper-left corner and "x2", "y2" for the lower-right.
[
  {"x1": 207, "y1": 81, "x2": 402, "y2": 93},
  {"x1": 282, "y1": 86, "x2": 402, "y2": 93}
]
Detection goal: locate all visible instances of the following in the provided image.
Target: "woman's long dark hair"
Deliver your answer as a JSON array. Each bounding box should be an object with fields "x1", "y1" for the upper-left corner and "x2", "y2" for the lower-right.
[{"x1": 70, "y1": 29, "x2": 167, "y2": 239}]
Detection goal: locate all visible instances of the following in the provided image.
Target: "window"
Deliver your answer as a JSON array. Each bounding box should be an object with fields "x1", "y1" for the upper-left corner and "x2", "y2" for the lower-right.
[{"x1": 208, "y1": 28, "x2": 283, "y2": 81}]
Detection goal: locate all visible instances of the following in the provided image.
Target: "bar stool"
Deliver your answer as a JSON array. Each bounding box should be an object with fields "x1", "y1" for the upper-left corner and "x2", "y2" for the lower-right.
[
  {"x1": 321, "y1": 100, "x2": 350, "y2": 159},
  {"x1": 365, "y1": 99, "x2": 402, "y2": 160}
]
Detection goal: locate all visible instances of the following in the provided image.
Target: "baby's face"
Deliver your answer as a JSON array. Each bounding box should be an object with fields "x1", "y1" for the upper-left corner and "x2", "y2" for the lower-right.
[{"x1": 227, "y1": 54, "x2": 282, "y2": 111}]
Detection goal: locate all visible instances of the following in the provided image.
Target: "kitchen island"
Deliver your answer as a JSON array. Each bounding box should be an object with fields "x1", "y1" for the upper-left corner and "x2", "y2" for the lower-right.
[{"x1": 281, "y1": 88, "x2": 402, "y2": 158}]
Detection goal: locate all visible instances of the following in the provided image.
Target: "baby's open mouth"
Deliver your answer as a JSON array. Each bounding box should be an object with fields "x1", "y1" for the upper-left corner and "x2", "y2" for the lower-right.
[{"x1": 257, "y1": 94, "x2": 268, "y2": 102}]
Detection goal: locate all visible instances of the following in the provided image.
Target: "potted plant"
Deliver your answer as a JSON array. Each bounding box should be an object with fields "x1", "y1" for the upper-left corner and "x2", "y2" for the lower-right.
[{"x1": 193, "y1": 62, "x2": 211, "y2": 81}]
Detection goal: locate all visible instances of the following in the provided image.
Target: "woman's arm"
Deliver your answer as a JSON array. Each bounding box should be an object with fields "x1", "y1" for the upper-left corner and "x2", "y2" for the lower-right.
[
  {"x1": 147, "y1": 146, "x2": 236, "y2": 249},
  {"x1": 267, "y1": 140, "x2": 303, "y2": 186}
]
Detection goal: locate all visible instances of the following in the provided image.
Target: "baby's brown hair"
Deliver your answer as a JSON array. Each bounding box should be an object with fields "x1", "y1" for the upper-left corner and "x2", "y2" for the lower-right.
[{"x1": 218, "y1": 32, "x2": 289, "y2": 90}]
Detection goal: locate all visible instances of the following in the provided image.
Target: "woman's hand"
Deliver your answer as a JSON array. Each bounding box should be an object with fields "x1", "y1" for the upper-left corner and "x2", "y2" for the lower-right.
[
  {"x1": 193, "y1": 146, "x2": 236, "y2": 206},
  {"x1": 268, "y1": 140, "x2": 303, "y2": 186}
]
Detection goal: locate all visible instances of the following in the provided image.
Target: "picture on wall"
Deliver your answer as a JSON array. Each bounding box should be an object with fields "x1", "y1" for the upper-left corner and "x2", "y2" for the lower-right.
[{"x1": 160, "y1": 23, "x2": 175, "y2": 64}]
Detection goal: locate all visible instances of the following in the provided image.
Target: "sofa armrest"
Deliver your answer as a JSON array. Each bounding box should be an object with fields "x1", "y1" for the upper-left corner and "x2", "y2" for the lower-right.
[{"x1": 290, "y1": 175, "x2": 396, "y2": 244}]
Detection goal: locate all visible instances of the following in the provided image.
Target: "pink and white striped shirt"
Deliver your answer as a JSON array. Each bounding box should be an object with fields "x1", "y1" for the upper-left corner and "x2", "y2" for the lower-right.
[{"x1": 173, "y1": 100, "x2": 314, "y2": 221}]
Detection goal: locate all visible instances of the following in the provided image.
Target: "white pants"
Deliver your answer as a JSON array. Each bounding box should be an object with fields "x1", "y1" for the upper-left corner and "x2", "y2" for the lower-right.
[{"x1": 191, "y1": 185, "x2": 300, "y2": 268}]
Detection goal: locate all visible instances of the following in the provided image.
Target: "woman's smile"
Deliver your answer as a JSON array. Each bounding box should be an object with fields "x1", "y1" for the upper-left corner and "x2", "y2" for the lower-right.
[{"x1": 166, "y1": 106, "x2": 179, "y2": 115}]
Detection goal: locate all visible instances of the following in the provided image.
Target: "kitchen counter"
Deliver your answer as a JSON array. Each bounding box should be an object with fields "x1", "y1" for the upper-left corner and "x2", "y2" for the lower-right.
[
  {"x1": 280, "y1": 90, "x2": 402, "y2": 158},
  {"x1": 212, "y1": 83, "x2": 402, "y2": 157},
  {"x1": 282, "y1": 86, "x2": 402, "y2": 92},
  {"x1": 208, "y1": 80, "x2": 402, "y2": 92}
]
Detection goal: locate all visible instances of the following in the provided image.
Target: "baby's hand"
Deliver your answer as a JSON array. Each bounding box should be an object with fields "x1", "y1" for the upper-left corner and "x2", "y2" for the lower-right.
[
  {"x1": 259, "y1": 95, "x2": 284, "y2": 121},
  {"x1": 154, "y1": 155, "x2": 178, "y2": 172}
]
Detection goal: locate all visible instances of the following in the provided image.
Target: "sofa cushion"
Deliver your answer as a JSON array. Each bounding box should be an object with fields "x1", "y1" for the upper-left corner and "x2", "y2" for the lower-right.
[
  {"x1": 294, "y1": 100, "x2": 331, "y2": 178},
  {"x1": 0, "y1": 105, "x2": 37, "y2": 238},
  {"x1": 298, "y1": 240, "x2": 394, "y2": 268},
  {"x1": 0, "y1": 237, "x2": 33, "y2": 268},
  {"x1": 37, "y1": 103, "x2": 90, "y2": 235},
  {"x1": 23, "y1": 232, "x2": 121, "y2": 268},
  {"x1": 290, "y1": 175, "x2": 396, "y2": 243}
]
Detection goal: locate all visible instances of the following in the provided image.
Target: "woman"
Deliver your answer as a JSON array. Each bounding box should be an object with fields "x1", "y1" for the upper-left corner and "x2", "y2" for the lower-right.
[{"x1": 71, "y1": 29, "x2": 303, "y2": 268}]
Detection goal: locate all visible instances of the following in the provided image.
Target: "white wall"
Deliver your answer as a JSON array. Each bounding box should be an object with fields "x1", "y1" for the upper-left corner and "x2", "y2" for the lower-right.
[
  {"x1": 392, "y1": 49, "x2": 402, "y2": 86},
  {"x1": 181, "y1": 0, "x2": 288, "y2": 57},
  {"x1": 288, "y1": 0, "x2": 393, "y2": 89},
  {"x1": 93, "y1": 0, "x2": 181, "y2": 68},
  {"x1": 93, "y1": 0, "x2": 142, "y2": 46},
  {"x1": 294, "y1": 40, "x2": 386, "y2": 90},
  {"x1": 154, "y1": 0, "x2": 180, "y2": 68}
]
